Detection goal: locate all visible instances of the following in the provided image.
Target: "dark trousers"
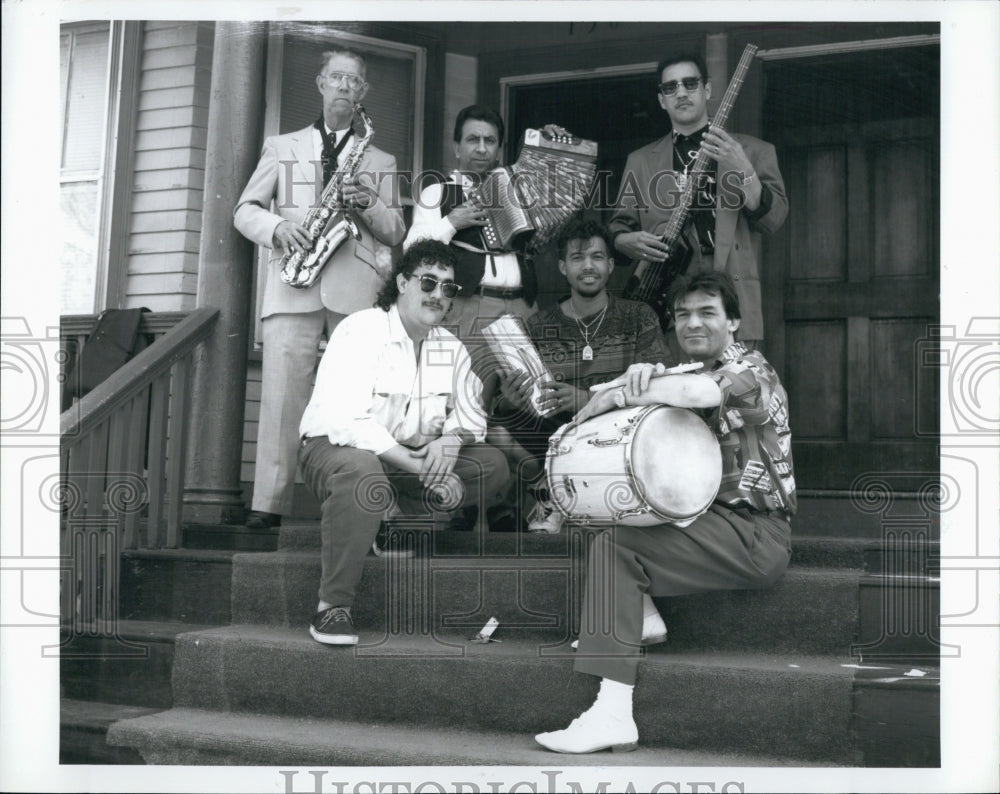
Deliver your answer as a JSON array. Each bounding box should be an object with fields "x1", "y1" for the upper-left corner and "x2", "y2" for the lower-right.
[
  {"x1": 573, "y1": 504, "x2": 792, "y2": 685},
  {"x1": 298, "y1": 438, "x2": 509, "y2": 607}
]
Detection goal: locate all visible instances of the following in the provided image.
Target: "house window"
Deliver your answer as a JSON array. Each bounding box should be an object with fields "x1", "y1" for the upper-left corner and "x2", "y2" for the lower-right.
[{"x1": 60, "y1": 22, "x2": 112, "y2": 315}]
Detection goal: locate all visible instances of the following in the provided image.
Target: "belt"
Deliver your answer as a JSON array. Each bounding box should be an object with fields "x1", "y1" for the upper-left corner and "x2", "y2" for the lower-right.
[{"x1": 476, "y1": 285, "x2": 524, "y2": 300}]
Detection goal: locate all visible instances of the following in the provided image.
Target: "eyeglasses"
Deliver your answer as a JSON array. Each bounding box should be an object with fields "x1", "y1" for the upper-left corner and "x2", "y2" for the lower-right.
[
  {"x1": 321, "y1": 71, "x2": 365, "y2": 90},
  {"x1": 658, "y1": 77, "x2": 702, "y2": 96},
  {"x1": 409, "y1": 273, "x2": 462, "y2": 299}
]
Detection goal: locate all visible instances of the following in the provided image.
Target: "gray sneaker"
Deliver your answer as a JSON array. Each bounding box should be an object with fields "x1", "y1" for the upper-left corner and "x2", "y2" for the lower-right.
[{"x1": 309, "y1": 606, "x2": 358, "y2": 646}]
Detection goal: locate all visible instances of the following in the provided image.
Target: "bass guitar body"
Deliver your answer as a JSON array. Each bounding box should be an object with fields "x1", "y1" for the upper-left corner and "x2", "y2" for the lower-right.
[{"x1": 622, "y1": 234, "x2": 693, "y2": 328}]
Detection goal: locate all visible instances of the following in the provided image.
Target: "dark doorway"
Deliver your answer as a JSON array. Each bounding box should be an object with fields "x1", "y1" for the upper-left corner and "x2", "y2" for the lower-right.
[
  {"x1": 761, "y1": 45, "x2": 940, "y2": 491},
  {"x1": 507, "y1": 70, "x2": 665, "y2": 304}
]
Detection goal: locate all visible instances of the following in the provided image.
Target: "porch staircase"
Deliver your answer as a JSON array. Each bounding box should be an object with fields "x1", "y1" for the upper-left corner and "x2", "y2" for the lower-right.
[{"x1": 61, "y1": 495, "x2": 941, "y2": 767}]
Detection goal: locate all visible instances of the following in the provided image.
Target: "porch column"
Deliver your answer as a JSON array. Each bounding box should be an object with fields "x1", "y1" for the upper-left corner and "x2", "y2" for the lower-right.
[{"x1": 183, "y1": 22, "x2": 267, "y2": 524}]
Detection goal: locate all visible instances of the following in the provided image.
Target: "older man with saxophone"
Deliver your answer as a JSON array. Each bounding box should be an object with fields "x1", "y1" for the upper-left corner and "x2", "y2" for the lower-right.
[{"x1": 235, "y1": 47, "x2": 405, "y2": 532}]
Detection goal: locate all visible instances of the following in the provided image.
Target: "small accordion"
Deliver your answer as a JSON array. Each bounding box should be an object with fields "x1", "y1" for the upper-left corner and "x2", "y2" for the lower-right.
[
  {"x1": 481, "y1": 314, "x2": 558, "y2": 417},
  {"x1": 470, "y1": 129, "x2": 599, "y2": 253}
]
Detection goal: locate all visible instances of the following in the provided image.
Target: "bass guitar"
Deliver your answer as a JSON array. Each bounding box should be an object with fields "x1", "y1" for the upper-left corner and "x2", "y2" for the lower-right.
[{"x1": 623, "y1": 44, "x2": 758, "y2": 325}]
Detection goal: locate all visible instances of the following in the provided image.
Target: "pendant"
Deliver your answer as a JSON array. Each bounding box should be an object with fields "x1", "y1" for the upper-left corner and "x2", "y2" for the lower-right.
[
  {"x1": 582, "y1": 345, "x2": 593, "y2": 361},
  {"x1": 677, "y1": 172, "x2": 687, "y2": 190}
]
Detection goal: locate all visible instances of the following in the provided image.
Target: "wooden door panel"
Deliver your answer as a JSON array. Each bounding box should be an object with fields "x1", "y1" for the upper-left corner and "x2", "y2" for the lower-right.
[
  {"x1": 873, "y1": 142, "x2": 935, "y2": 277},
  {"x1": 786, "y1": 322, "x2": 846, "y2": 439},
  {"x1": 784, "y1": 277, "x2": 938, "y2": 320},
  {"x1": 763, "y1": 47, "x2": 939, "y2": 492},
  {"x1": 871, "y1": 318, "x2": 939, "y2": 439},
  {"x1": 794, "y1": 442, "x2": 939, "y2": 492},
  {"x1": 788, "y1": 147, "x2": 847, "y2": 280}
]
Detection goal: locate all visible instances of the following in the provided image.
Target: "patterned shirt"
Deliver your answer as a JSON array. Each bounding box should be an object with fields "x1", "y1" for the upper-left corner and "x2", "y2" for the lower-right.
[
  {"x1": 526, "y1": 296, "x2": 671, "y2": 420},
  {"x1": 699, "y1": 342, "x2": 796, "y2": 516}
]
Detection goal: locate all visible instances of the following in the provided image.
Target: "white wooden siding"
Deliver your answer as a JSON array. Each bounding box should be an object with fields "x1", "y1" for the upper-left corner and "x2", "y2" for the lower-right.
[{"x1": 125, "y1": 21, "x2": 214, "y2": 312}]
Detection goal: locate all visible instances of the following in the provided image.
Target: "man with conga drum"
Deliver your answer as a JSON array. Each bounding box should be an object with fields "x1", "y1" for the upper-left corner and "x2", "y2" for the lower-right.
[
  {"x1": 534, "y1": 271, "x2": 795, "y2": 754},
  {"x1": 494, "y1": 216, "x2": 671, "y2": 532}
]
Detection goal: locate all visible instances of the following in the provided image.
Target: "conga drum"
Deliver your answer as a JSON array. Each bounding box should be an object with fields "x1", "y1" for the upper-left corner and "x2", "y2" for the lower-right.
[{"x1": 544, "y1": 405, "x2": 722, "y2": 526}]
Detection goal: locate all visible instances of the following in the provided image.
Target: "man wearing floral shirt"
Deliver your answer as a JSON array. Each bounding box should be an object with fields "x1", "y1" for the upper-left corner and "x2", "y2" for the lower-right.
[{"x1": 535, "y1": 270, "x2": 795, "y2": 754}]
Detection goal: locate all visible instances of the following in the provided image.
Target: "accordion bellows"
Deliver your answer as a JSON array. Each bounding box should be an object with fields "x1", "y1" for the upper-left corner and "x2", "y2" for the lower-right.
[
  {"x1": 471, "y1": 129, "x2": 599, "y2": 252},
  {"x1": 481, "y1": 314, "x2": 558, "y2": 417}
]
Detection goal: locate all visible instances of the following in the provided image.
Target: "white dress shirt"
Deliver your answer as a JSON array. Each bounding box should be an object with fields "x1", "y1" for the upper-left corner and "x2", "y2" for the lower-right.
[
  {"x1": 299, "y1": 305, "x2": 487, "y2": 454},
  {"x1": 403, "y1": 171, "x2": 522, "y2": 289},
  {"x1": 312, "y1": 125, "x2": 352, "y2": 168}
]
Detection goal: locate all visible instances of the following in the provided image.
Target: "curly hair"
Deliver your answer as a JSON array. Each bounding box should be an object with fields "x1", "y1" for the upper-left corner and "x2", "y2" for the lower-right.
[
  {"x1": 555, "y1": 215, "x2": 614, "y2": 260},
  {"x1": 374, "y1": 239, "x2": 458, "y2": 311}
]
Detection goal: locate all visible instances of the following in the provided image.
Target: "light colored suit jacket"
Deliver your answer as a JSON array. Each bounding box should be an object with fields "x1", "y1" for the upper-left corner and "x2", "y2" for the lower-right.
[
  {"x1": 609, "y1": 132, "x2": 787, "y2": 340},
  {"x1": 234, "y1": 125, "x2": 405, "y2": 318}
]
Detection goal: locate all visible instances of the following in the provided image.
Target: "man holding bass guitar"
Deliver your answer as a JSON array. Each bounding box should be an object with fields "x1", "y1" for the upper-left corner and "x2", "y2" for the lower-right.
[{"x1": 610, "y1": 51, "x2": 787, "y2": 350}]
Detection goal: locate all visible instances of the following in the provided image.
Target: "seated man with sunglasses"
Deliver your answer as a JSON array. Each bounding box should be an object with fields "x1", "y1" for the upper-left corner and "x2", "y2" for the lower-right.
[
  {"x1": 610, "y1": 52, "x2": 786, "y2": 354},
  {"x1": 298, "y1": 239, "x2": 509, "y2": 646}
]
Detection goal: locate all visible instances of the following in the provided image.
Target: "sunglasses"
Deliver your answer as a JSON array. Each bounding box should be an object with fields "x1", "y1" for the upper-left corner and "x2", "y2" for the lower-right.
[
  {"x1": 409, "y1": 273, "x2": 462, "y2": 299},
  {"x1": 658, "y1": 77, "x2": 702, "y2": 96}
]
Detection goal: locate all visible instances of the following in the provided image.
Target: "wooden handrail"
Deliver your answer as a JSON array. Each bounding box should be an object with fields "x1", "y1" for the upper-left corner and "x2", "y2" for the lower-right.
[{"x1": 61, "y1": 308, "x2": 219, "y2": 440}]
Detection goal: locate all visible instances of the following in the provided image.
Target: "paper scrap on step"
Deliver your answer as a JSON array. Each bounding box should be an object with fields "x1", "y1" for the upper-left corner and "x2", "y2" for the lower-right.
[{"x1": 471, "y1": 616, "x2": 502, "y2": 643}]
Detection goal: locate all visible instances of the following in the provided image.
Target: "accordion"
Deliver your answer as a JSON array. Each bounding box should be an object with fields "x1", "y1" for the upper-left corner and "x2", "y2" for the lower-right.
[
  {"x1": 470, "y1": 129, "x2": 599, "y2": 253},
  {"x1": 481, "y1": 314, "x2": 558, "y2": 417}
]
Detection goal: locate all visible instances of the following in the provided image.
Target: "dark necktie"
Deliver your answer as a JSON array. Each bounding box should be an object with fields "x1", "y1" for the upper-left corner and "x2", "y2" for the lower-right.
[{"x1": 315, "y1": 118, "x2": 353, "y2": 185}]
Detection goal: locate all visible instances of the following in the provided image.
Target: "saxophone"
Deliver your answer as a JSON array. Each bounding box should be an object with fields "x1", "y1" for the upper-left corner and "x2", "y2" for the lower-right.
[{"x1": 279, "y1": 104, "x2": 375, "y2": 289}]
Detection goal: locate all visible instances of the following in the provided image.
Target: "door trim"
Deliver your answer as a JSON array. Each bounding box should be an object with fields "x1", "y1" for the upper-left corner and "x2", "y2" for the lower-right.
[{"x1": 757, "y1": 34, "x2": 939, "y2": 61}]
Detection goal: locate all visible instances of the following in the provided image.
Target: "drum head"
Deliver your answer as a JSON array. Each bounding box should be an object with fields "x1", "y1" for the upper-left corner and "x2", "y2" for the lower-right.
[{"x1": 630, "y1": 406, "x2": 722, "y2": 521}]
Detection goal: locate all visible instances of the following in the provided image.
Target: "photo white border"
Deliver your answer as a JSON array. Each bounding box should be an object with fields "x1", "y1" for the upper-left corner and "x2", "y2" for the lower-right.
[{"x1": 2, "y1": 2, "x2": 997, "y2": 792}]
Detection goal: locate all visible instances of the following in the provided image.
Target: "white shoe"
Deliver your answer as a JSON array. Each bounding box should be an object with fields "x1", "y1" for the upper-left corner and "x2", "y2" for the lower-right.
[
  {"x1": 527, "y1": 500, "x2": 564, "y2": 533},
  {"x1": 570, "y1": 593, "x2": 667, "y2": 649},
  {"x1": 535, "y1": 707, "x2": 638, "y2": 754},
  {"x1": 641, "y1": 592, "x2": 667, "y2": 645}
]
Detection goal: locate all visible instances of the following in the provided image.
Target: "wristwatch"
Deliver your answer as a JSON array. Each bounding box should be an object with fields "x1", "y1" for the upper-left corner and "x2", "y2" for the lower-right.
[{"x1": 613, "y1": 386, "x2": 627, "y2": 409}]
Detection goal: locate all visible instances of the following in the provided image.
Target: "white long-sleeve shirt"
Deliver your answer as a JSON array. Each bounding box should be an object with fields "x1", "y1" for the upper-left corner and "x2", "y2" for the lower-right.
[
  {"x1": 403, "y1": 171, "x2": 522, "y2": 289},
  {"x1": 299, "y1": 305, "x2": 487, "y2": 454}
]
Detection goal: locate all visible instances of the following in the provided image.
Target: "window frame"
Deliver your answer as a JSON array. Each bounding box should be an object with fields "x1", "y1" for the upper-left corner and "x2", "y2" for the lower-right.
[{"x1": 59, "y1": 20, "x2": 141, "y2": 314}]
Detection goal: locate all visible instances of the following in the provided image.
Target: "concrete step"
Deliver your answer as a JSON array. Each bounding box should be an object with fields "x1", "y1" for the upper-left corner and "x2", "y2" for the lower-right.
[
  {"x1": 231, "y1": 547, "x2": 860, "y2": 655},
  {"x1": 271, "y1": 489, "x2": 941, "y2": 541},
  {"x1": 164, "y1": 624, "x2": 859, "y2": 763},
  {"x1": 60, "y1": 620, "x2": 216, "y2": 708},
  {"x1": 855, "y1": 573, "x2": 942, "y2": 662},
  {"x1": 107, "y1": 706, "x2": 849, "y2": 767},
  {"x1": 852, "y1": 664, "x2": 941, "y2": 766},
  {"x1": 60, "y1": 699, "x2": 157, "y2": 764},
  {"x1": 182, "y1": 522, "x2": 279, "y2": 552},
  {"x1": 120, "y1": 548, "x2": 234, "y2": 623},
  {"x1": 277, "y1": 520, "x2": 937, "y2": 570}
]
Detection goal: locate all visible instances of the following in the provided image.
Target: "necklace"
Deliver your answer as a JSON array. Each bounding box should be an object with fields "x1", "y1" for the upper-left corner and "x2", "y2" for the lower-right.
[
  {"x1": 672, "y1": 130, "x2": 702, "y2": 191},
  {"x1": 572, "y1": 301, "x2": 609, "y2": 361}
]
